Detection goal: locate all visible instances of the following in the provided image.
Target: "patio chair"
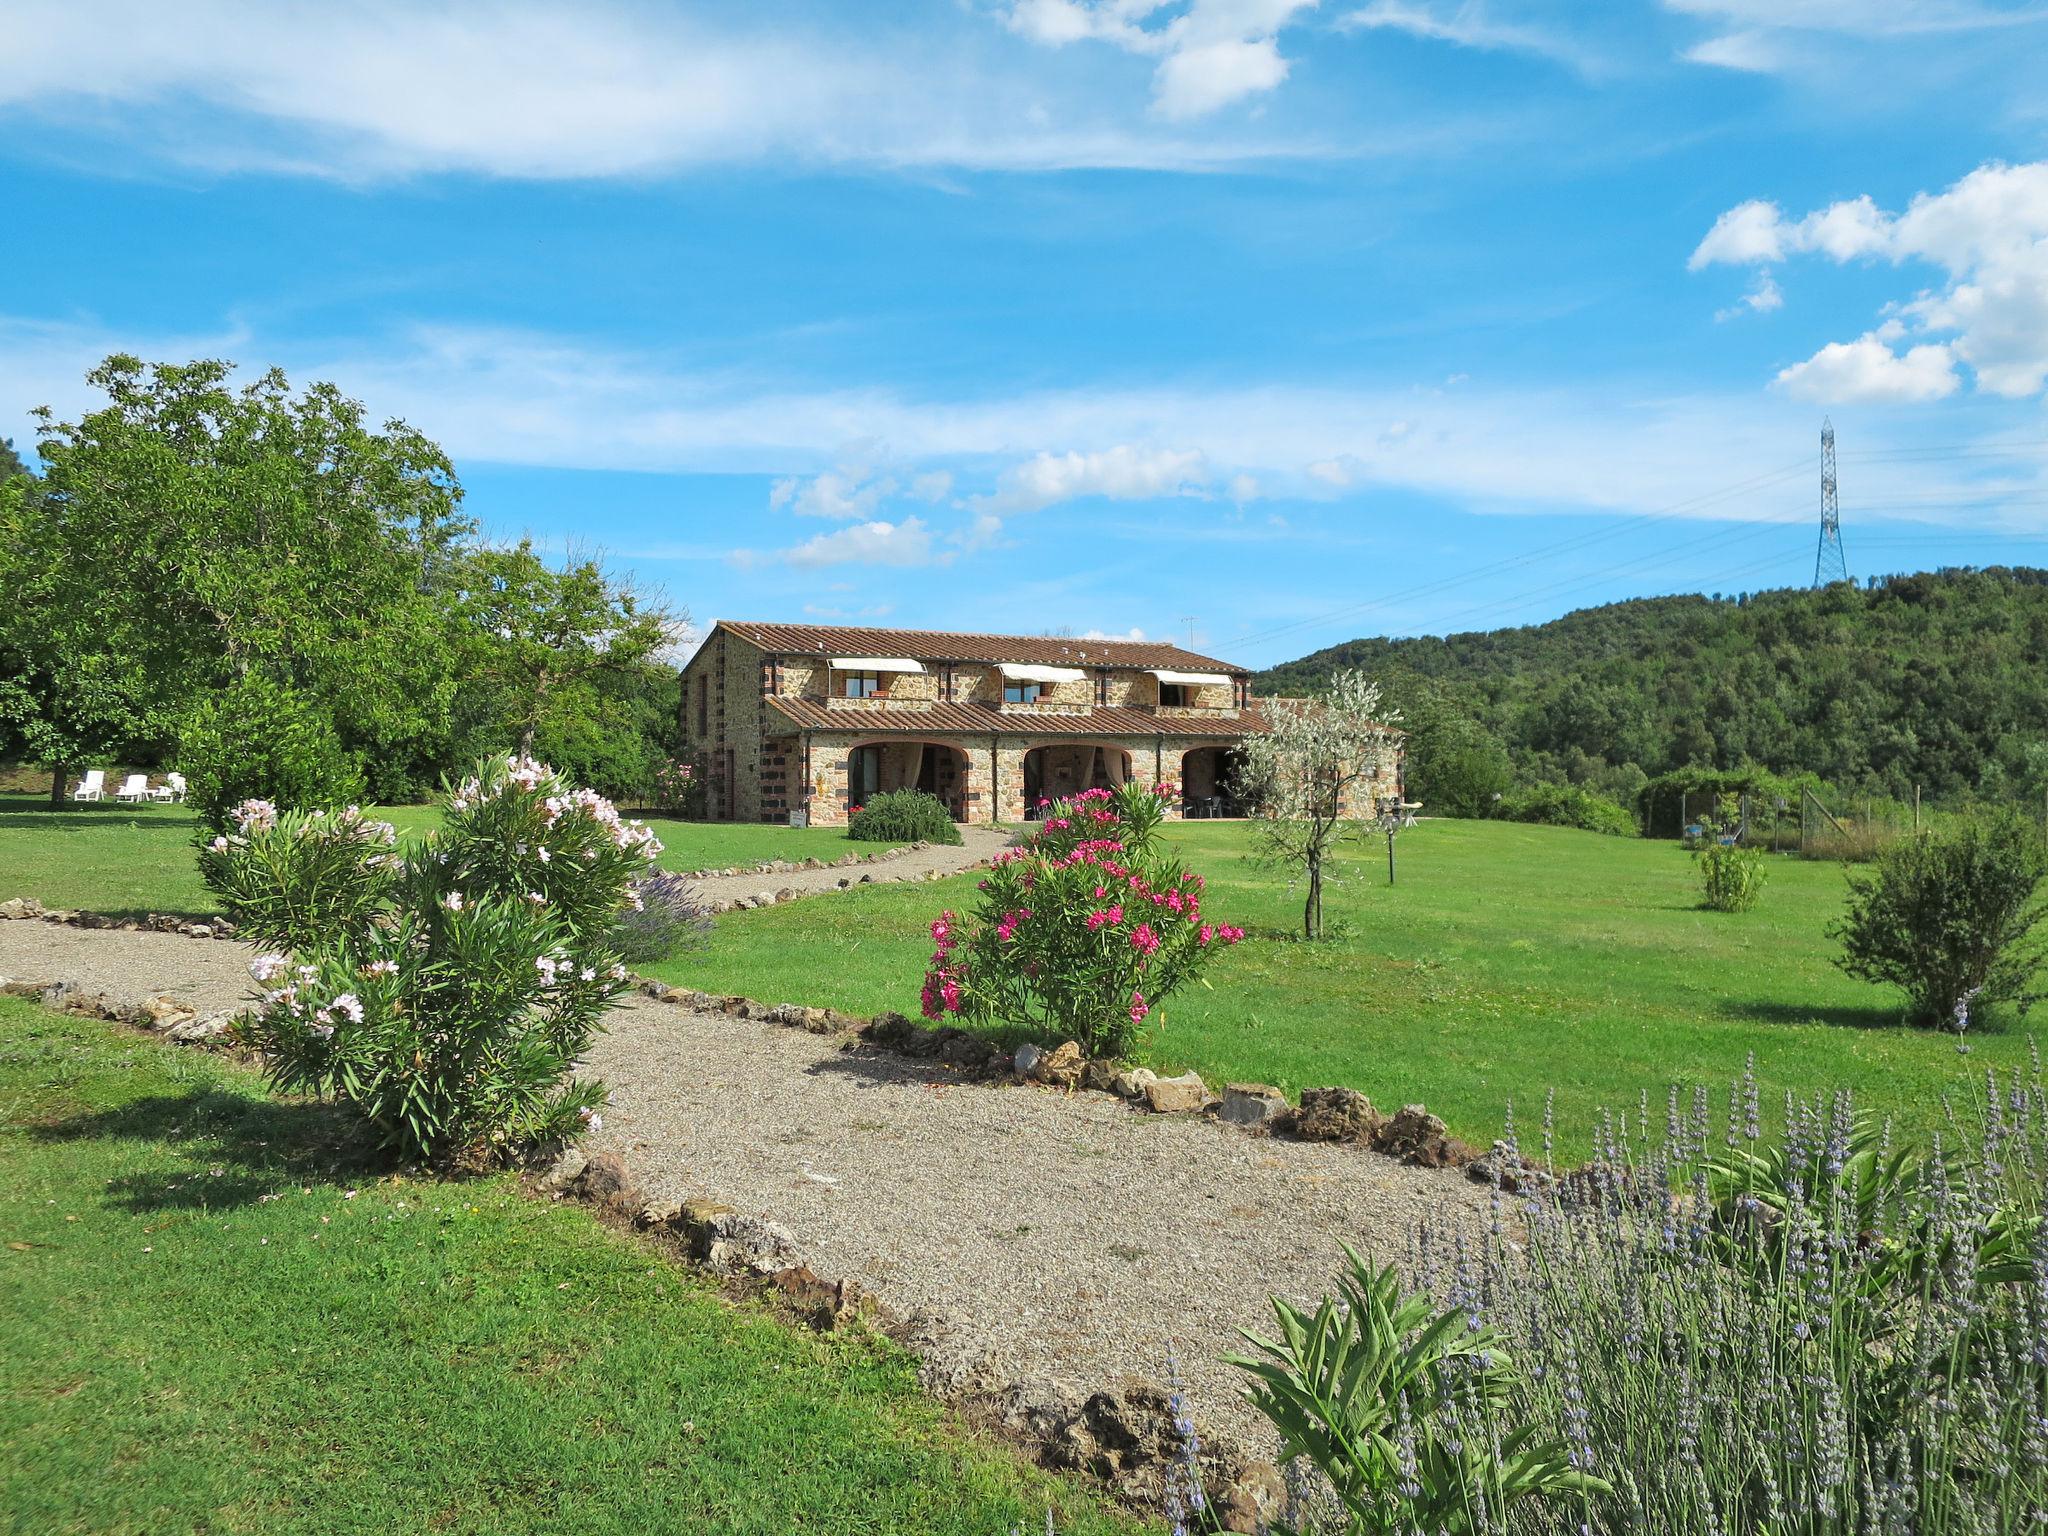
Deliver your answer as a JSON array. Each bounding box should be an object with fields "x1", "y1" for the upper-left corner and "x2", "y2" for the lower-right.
[
  {"x1": 113, "y1": 773, "x2": 150, "y2": 803},
  {"x1": 72, "y1": 769, "x2": 106, "y2": 802},
  {"x1": 150, "y1": 772, "x2": 188, "y2": 803}
]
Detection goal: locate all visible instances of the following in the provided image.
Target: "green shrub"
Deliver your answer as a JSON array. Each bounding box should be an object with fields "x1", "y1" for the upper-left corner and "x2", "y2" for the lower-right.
[
  {"x1": 1692, "y1": 795, "x2": 1768, "y2": 912},
  {"x1": 1695, "y1": 838, "x2": 1768, "y2": 912},
  {"x1": 923, "y1": 783, "x2": 1242, "y2": 1058},
  {"x1": 1498, "y1": 781, "x2": 1637, "y2": 837},
  {"x1": 228, "y1": 755, "x2": 660, "y2": 1166},
  {"x1": 198, "y1": 803, "x2": 401, "y2": 954},
  {"x1": 179, "y1": 675, "x2": 365, "y2": 833},
  {"x1": 1829, "y1": 810, "x2": 2048, "y2": 1026},
  {"x1": 847, "y1": 788, "x2": 961, "y2": 845}
]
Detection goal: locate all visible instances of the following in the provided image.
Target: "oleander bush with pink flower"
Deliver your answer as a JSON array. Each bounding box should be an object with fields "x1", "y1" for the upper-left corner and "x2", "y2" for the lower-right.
[
  {"x1": 921, "y1": 781, "x2": 1242, "y2": 1058},
  {"x1": 208, "y1": 755, "x2": 660, "y2": 1166}
]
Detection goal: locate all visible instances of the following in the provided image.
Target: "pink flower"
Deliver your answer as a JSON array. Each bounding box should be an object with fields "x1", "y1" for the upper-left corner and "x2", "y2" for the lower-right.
[
  {"x1": 1129, "y1": 991, "x2": 1150, "y2": 1025},
  {"x1": 1086, "y1": 908, "x2": 1113, "y2": 932},
  {"x1": 1129, "y1": 923, "x2": 1161, "y2": 956},
  {"x1": 1199, "y1": 923, "x2": 1215, "y2": 946}
]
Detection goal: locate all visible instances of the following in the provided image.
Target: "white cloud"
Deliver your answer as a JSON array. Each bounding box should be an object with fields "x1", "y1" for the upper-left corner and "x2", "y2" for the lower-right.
[
  {"x1": 769, "y1": 466, "x2": 896, "y2": 519},
  {"x1": 1715, "y1": 272, "x2": 1783, "y2": 321},
  {"x1": 1775, "y1": 335, "x2": 1960, "y2": 403},
  {"x1": 1004, "y1": 0, "x2": 1316, "y2": 120},
  {"x1": 9, "y1": 311, "x2": 2027, "y2": 545},
  {"x1": 1338, "y1": 2, "x2": 1594, "y2": 69},
  {"x1": 1693, "y1": 161, "x2": 2048, "y2": 398},
  {"x1": 1228, "y1": 472, "x2": 1262, "y2": 503},
  {"x1": 1081, "y1": 626, "x2": 1150, "y2": 640},
  {"x1": 984, "y1": 444, "x2": 1210, "y2": 512},
  {"x1": 1689, "y1": 199, "x2": 1790, "y2": 269},
  {"x1": 0, "y1": 0, "x2": 1331, "y2": 180},
  {"x1": 909, "y1": 470, "x2": 956, "y2": 503},
  {"x1": 752, "y1": 518, "x2": 946, "y2": 571},
  {"x1": 1682, "y1": 29, "x2": 1788, "y2": 70}
]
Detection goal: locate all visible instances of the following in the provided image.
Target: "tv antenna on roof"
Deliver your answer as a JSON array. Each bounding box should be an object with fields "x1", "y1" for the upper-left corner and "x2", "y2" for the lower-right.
[{"x1": 1180, "y1": 615, "x2": 1197, "y2": 649}]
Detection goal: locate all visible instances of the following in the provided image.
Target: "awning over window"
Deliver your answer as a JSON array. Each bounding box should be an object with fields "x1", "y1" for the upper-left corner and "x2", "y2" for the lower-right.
[
  {"x1": 829, "y1": 656, "x2": 925, "y2": 672},
  {"x1": 999, "y1": 662, "x2": 1087, "y2": 684},
  {"x1": 1150, "y1": 668, "x2": 1232, "y2": 687}
]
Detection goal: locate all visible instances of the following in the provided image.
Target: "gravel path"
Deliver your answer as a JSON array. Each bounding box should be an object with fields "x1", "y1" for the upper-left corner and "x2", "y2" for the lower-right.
[
  {"x1": 687, "y1": 825, "x2": 1014, "y2": 908},
  {"x1": 0, "y1": 917, "x2": 1490, "y2": 1457}
]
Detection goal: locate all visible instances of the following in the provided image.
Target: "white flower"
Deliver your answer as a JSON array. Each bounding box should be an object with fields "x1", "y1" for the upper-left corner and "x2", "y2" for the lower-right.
[
  {"x1": 209, "y1": 835, "x2": 229, "y2": 853},
  {"x1": 249, "y1": 953, "x2": 290, "y2": 984},
  {"x1": 579, "y1": 967, "x2": 596, "y2": 983},
  {"x1": 330, "y1": 993, "x2": 364, "y2": 1024},
  {"x1": 442, "y1": 891, "x2": 465, "y2": 912},
  {"x1": 308, "y1": 1022, "x2": 335, "y2": 1039},
  {"x1": 537, "y1": 846, "x2": 551, "y2": 863},
  {"x1": 578, "y1": 1105, "x2": 602, "y2": 1132},
  {"x1": 363, "y1": 959, "x2": 399, "y2": 978}
]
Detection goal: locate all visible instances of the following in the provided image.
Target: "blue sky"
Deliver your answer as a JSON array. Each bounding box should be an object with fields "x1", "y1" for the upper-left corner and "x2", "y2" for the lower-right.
[{"x1": 4, "y1": 1, "x2": 2047, "y2": 666}]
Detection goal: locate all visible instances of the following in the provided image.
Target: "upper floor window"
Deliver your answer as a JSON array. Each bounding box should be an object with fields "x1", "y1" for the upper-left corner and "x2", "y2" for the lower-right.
[
  {"x1": 1004, "y1": 680, "x2": 1043, "y2": 705},
  {"x1": 844, "y1": 670, "x2": 884, "y2": 699},
  {"x1": 1159, "y1": 683, "x2": 1191, "y2": 707}
]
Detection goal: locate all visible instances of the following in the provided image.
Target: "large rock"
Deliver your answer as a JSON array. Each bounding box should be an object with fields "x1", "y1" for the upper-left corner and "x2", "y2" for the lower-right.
[
  {"x1": 0, "y1": 897, "x2": 43, "y2": 921},
  {"x1": 1108, "y1": 1066, "x2": 1158, "y2": 1100},
  {"x1": 1372, "y1": 1103, "x2": 1477, "y2": 1168},
  {"x1": 573, "y1": 1150, "x2": 636, "y2": 1209},
  {"x1": 1031, "y1": 1041, "x2": 1085, "y2": 1089},
  {"x1": 166, "y1": 1013, "x2": 233, "y2": 1044},
  {"x1": 1142, "y1": 1070, "x2": 1212, "y2": 1114},
  {"x1": 676, "y1": 1199, "x2": 797, "y2": 1275},
  {"x1": 1217, "y1": 1083, "x2": 1288, "y2": 1129},
  {"x1": 1466, "y1": 1140, "x2": 1554, "y2": 1195},
  {"x1": 1013, "y1": 1041, "x2": 1044, "y2": 1079},
  {"x1": 1293, "y1": 1086, "x2": 1384, "y2": 1143}
]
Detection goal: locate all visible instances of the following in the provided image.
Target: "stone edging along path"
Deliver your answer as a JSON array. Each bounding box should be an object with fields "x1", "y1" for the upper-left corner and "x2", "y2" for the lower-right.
[{"x1": 0, "y1": 907, "x2": 1531, "y2": 1530}]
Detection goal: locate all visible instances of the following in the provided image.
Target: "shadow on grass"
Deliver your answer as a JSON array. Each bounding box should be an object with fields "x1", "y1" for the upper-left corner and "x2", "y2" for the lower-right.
[
  {"x1": 30, "y1": 1087, "x2": 386, "y2": 1212},
  {"x1": 0, "y1": 808, "x2": 199, "y2": 834},
  {"x1": 1721, "y1": 997, "x2": 1935, "y2": 1032}
]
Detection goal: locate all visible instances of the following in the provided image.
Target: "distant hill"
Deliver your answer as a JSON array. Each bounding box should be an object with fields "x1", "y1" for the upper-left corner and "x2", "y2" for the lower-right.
[{"x1": 1255, "y1": 568, "x2": 2048, "y2": 806}]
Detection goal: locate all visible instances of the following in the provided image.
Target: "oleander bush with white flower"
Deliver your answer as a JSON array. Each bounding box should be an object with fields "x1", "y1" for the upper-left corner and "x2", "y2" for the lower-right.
[{"x1": 211, "y1": 755, "x2": 660, "y2": 1166}]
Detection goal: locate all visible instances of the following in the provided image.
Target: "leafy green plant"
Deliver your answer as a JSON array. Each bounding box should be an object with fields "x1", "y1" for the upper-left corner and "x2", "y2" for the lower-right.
[
  {"x1": 1497, "y1": 781, "x2": 1637, "y2": 837},
  {"x1": 179, "y1": 674, "x2": 367, "y2": 834},
  {"x1": 848, "y1": 787, "x2": 961, "y2": 845},
  {"x1": 198, "y1": 802, "x2": 401, "y2": 953},
  {"x1": 1829, "y1": 809, "x2": 2048, "y2": 1025},
  {"x1": 230, "y1": 754, "x2": 660, "y2": 1165},
  {"x1": 1230, "y1": 1247, "x2": 1605, "y2": 1535},
  {"x1": 1692, "y1": 795, "x2": 1767, "y2": 912},
  {"x1": 921, "y1": 782, "x2": 1241, "y2": 1057}
]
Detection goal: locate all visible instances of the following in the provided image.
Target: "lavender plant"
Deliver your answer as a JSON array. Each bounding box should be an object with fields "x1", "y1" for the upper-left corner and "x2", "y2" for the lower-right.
[
  {"x1": 224, "y1": 756, "x2": 660, "y2": 1166},
  {"x1": 609, "y1": 867, "x2": 713, "y2": 964},
  {"x1": 1244, "y1": 1058, "x2": 2047, "y2": 1534}
]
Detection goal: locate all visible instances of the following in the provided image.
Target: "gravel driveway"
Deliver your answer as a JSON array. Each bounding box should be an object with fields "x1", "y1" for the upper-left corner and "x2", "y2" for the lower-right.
[
  {"x1": 688, "y1": 825, "x2": 1014, "y2": 908},
  {"x1": 0, "y1": 918, "x2": 1490, "y2": 1456}
]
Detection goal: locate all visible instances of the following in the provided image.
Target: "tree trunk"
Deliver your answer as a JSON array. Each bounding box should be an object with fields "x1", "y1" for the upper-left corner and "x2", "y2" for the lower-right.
[
  {"x1": 49, "y1": 763, "x2": 66, "y2": 808},
  {"x1": 1304, "y1": 846, "x2": 1323, "y2": 941}
]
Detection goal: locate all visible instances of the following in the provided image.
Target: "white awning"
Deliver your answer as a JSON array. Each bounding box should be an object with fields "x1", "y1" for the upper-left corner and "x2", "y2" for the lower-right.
[
  {"x1": 828, "y1": 656, "x2": 925, "y2": 672},
  {"x1": 999, "y1": 662, "x2": 1087, "y2": 684},
  {"x1": 1150, "y1": 668, "x2": 1232, "y2": 687}
]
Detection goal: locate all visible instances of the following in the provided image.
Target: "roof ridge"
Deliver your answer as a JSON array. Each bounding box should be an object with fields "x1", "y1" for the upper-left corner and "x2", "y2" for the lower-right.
[{"x1": 714, "y1": 618, "x2": 1245, "y2": 672}]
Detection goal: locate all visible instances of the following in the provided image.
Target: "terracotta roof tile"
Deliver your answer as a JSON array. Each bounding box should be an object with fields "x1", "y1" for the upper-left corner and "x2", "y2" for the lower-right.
[
  {"x1": 716, "y1": 619, "x2": 1247, "y2": 675},
  {"x1": 764, "y1": 697, "x2": 1272, "y2": 740}
]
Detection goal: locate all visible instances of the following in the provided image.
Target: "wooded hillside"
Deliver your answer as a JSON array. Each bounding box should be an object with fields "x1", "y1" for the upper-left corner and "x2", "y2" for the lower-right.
[{"x1": 1256, "y1": 569, "x2": 2048, "y2": 806}]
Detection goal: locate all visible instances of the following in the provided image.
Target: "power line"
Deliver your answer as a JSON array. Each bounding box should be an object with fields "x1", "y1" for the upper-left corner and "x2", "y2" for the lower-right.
[{"x1": 1230, "y1": 455, "x2": 1814, "y2": 652}]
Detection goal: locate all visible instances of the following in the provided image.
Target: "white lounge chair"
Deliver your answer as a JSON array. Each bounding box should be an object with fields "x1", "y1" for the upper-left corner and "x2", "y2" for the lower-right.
[
  {"x1": 114, "y1": 773, "x2": 150, "y2": 803},
  {"x1": 150, "y1": 772, "x2": 188, "y2": 804},
  {"x1": 72, "y1": 769, "x2": 106, "y2": 802}
]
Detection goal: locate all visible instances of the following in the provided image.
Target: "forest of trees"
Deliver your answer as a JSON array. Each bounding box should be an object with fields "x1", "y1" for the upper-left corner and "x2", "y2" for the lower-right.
[{"x1": 1257, "y1": 569, "x2": 2048, "y2": 813}]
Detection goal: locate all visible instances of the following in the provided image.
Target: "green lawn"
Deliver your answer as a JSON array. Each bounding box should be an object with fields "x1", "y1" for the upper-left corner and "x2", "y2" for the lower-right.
[
  {"x1": 643, "y1": 819, "x2": 2031, "y2": 1159},
  {"x1": 0, "y1": 795, "x2": 902, "y2": 919},
  {"x1": 0, "y1": 999, "x2": 1134, "y2": 1536}
]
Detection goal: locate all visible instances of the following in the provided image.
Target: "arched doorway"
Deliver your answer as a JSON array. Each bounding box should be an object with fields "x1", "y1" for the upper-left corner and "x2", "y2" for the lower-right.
[
  {"x1": 1021, "y1": 743, "x2": 1134, "y2": 815},
  {"x1": 1179, "y1": 746, "x2": 1242, "y2": 818},
  {"x1": 845, "y1": 740, "x2": 970, "y2": 820}
]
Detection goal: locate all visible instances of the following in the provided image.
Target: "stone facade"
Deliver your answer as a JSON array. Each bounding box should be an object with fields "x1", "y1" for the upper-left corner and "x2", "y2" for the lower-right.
[{"x1": 678, "y1": 621, "x2": 1398, "y2": 826}]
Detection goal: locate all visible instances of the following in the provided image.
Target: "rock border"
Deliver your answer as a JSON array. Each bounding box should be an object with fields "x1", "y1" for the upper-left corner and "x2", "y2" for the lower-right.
[
  {"x1": 676, "y1": 837, "x2": 947, "y2": 883},
  {"x1": 1, "y1": 895, "x2": 237, "y2": 942},
  {"x1": 532, "y1": 1143, "x2": 1285, "y2": 1529},
  {"x1": 634, "y1": 980, "x2": 1547, "y2": 1189},
  {"x1": 0, "y1": 975, "x2": 248, "y2": 1046}
]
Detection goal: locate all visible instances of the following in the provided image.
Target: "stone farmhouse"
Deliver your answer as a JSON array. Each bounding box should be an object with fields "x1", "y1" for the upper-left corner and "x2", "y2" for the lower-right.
[{"x1": 679, "y1": 619, "x2": 1381, "y2": 826}]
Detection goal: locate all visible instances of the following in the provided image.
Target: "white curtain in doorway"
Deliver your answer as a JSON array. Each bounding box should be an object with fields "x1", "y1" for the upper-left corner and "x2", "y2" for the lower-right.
[
  {"x1": 1105, "y1": 751, "x2": 1127, "y2": 787},
  {"x1": 906, "y1": 743, "x2": 926, "y2": 792}
]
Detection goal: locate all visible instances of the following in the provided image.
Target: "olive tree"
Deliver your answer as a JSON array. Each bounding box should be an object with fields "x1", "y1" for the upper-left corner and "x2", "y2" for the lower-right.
[{"x1": 1237, "y1": 670, "x2": 1403, "y2": 940}]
